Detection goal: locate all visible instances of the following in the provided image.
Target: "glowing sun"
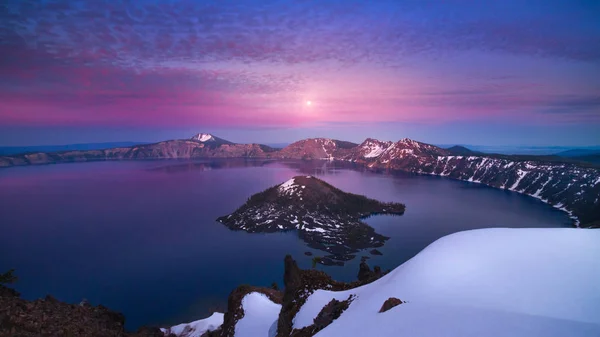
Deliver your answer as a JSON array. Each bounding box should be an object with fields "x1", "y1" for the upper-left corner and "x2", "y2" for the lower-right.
[{"x1": 306, "y1": 100, "x2": 312, "y2": 106}]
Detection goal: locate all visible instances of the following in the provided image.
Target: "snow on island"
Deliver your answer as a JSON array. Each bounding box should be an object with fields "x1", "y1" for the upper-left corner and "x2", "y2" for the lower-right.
[{"x1": 216, "y1": 176, "x2": 405, "y2": 264}]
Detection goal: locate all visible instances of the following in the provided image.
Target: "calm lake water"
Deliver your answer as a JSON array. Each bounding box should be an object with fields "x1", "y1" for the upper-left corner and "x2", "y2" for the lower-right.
[{"x1": 0, "y1": 159, "x2": 572, "y2": 329}]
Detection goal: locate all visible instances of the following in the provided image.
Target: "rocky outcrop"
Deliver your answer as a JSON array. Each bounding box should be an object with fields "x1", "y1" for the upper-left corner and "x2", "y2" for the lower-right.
[
  {"x1": 217, "y1": 176, "x2": 405, "y2": 261},
  {"x1": 276, "y1": 255, "x2": 384, "y2": 337},
  {"x1": 290, "y1": 295, "x2": 355, "y2": 337},
  {"x1": 370, "y1": 249, "x2": 383, "y2": 256},
  {"x1": 0, "y1": 285, "x2": 166, "y2": 337},
  {"x1": 357, "y1": 261, "x2": 382, "y2": 283},
  {"x1": 379, "y1": 297, "x2": 403, "y2": 313}
]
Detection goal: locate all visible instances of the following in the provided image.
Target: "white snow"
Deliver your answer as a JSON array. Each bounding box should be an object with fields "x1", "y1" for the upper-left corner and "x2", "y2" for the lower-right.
[
  {"x1": 194, "y1": 133, "x2": 215, "y2": 142},
  {"x1": 161, "y1": 312, "x2": 223, "y2": 337},
  {"x1": 532, "y1": 177, "x2": 553, "y2": 198},
  {"x1": 525, "y1": 163, "x2": 538, "y2": 170},
  {"x1": 509, "y1": 169, "x2": 528, "y2": 190},
  {"x1": 303, "y1": 227, "x2": 327, "y2": 233},
  {"x1": 278, "y1": 178, "x2": 296, "y2": 193},
  {"x1": 364, "y1": 144, "x2": 385, "y2": 158},
  {"x1": 234, "y1": 292, "x2": 281, "y2": 337},
  {"x1": 293, "y1": 228, "x2": 600, "y2": 337}
]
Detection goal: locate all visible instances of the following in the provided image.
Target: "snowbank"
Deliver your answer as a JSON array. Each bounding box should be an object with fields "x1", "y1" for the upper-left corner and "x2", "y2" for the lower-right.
[
  {"x1": 294, "y1": 228, "x2": 600, "y2": 337},
  {"x1": 161, "y1": 312, "x2": 223, "y2": 337},
  {"x1": 234, "y1": 292, "x2": 281, "y2": 337}
]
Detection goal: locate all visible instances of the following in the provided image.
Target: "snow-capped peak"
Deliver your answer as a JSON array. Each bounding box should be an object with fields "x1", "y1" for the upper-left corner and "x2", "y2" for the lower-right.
[
  {"x1": 399, "y1": 138, "x2": 417, "y2": 144},
  {"x1": 192, "y1": 133, "x2": 215, "y2": 142},
  {"x1": 360, "y1": 138, "x2": 394, "y2": 158}
]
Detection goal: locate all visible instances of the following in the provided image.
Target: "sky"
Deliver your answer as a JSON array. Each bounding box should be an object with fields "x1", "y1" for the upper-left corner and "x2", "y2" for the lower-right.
[{"x1": 1, "y1": 0, "x2": 599, "y2": 146}]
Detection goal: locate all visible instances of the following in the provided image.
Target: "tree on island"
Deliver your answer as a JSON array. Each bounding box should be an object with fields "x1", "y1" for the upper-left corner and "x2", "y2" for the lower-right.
[{"x1": 0, "y1": 269, "x2": 17, "y2": 285}]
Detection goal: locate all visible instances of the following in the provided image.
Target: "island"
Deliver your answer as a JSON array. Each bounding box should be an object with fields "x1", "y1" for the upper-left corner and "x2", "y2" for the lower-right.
[{"x1": 217, "y1": 176, "x2": 405, "y2": 263}]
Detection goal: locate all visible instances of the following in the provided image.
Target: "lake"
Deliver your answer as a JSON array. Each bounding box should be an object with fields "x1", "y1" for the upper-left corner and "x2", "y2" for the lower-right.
[{"x1": 0, "y1": 159, "x2": 572, "y2": 329}]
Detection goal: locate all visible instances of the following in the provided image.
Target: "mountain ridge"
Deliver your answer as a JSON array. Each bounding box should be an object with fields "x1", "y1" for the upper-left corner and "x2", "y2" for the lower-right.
[{"x1": 1, "y1": 133, "x2": 598, "y2": 227}]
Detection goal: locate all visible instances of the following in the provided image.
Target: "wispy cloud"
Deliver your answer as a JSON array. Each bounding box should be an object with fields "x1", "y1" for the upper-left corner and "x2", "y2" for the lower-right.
[{"x1": 0, "y1": 0, "x2": 599, "y2": 129}]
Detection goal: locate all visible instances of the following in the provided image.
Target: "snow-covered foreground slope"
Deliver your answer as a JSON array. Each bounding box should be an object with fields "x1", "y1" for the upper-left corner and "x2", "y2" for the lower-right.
[
  {"x1": 234, "y1": 293, "x2": 281, "y2": 337},
  {"x1": 161, "y1": 312, "x2": 223, "y2": 337},
  {"x1": 289, "y1": 228, "x2": 600, "y2": 337}
]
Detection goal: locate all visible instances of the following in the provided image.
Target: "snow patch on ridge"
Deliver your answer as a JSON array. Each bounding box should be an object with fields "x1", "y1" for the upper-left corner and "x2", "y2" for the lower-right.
[
  {"x1": 192, "y1": 133, "x2": 215, "y2": 142},
  {"x1": 364, "y1": 145, "x2": 385, "y2": 158},
  {"x1": 509, "y1": 169, "x2": 528, "y2": 191}
]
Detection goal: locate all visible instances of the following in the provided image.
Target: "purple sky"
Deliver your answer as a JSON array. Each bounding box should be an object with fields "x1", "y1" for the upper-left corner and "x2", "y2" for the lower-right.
[{"x1": 1, "y1": 0, "x2": 599, "y2": 146}]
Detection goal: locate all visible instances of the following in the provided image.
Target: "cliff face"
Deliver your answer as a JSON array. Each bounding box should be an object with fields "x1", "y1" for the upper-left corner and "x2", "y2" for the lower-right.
[
  {"x1": 0, "y1": 140, "x2": 273, "y2": 166},
  {"x1": 274, "y1": 138, "x2": 358, "y2": 160},
  {"x1": 2, "y1": 134, "x2": 599, "y2": 226}
]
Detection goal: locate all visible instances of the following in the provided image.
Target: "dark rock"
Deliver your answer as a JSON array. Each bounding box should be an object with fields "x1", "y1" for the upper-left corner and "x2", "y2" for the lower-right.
[
  {"x1": 284, "y1": 255, "x2": 302, "y2": 290},
  {"x1": 304, "y1": 251, "x2": 313, "y2": 256},
  {"x1": 130, "y1": 326, "x2": 166, "y2": 337},
  {"x1": 379, "y1": 297, "x2": 403, "y2": 313},
  {"x1": 357, "y1": 262, "x2": 383, "y2": 283},
  {"x1": 0, "y1": 284, "x2": 172, "y2": 337},
  {"x1": 373, "y1": 266, "x2": 382, "y2": 278},
  {"x1": 311, "y1": 295, "x2": 354, "y2": 332},
  {"x1": 277, "y1": 256, "x2": 387, "y2": 337},
  {"x1": 357, "y1": 261, "x2": 372, "y2": 282},
  {"x1": 370, "y1": 249, "x2": 383, "y2": 255},
  {"x1": 44, "y1": 294, "x2": 58, "y2": 303},
  {"x1": 0, "y1": 285, "x2": 19, "y2": 298},
  {"x1": 360, "y1": 256, "x2": 371, "y2": 262}
]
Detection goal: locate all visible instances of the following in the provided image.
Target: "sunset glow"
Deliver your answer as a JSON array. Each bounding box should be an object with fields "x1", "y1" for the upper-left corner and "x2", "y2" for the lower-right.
[{"x1": 0, "y1": 0, "x2": 599, "y2": 146}]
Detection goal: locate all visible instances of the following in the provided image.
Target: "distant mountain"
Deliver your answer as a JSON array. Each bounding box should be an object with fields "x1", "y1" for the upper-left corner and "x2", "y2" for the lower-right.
[
  {"x1": 1, "y1": 133, "x2": 598, "y2": 227},
  {"x1": 555, "y1": 149, "x2": 600, "y2": 157},
  {"x1": 190, "y1": 133, "x2": 235, "y2": 146},
  {"x1": 274, "y1": 138, "x2": 358, "y2": 160},
  {"x1": 0, "y1": 142, "x2": 149, "y2": 156},
  {"x1": 437, "y1": 144, "x2": 600, "y2": 156},
  {"x1": 445, "y1": 145, "x2": 483, "y2": 156}
]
